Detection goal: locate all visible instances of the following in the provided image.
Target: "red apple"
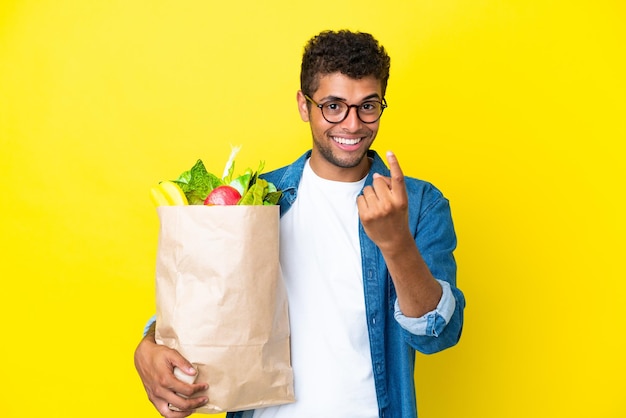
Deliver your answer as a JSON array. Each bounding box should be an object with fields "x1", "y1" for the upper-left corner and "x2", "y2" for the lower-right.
[{"x1": 204, "y1": 185, "x2": 242, "y2": 205}]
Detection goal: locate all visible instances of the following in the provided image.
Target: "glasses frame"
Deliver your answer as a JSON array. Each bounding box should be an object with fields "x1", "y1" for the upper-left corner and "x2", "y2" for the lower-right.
[{"x1": 304, "y1": 94, "x2": 388, "y2": 124}]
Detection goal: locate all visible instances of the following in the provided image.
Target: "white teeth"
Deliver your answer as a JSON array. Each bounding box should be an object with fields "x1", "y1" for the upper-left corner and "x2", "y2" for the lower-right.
[{"x1": 332, "y1": 137, "x2": 361, "y2": 145}]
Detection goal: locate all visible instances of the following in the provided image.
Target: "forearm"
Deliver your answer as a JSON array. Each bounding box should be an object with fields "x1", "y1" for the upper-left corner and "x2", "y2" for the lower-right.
[{"x1": 380, "y1": 233, "x2": 443, "y2": 318}]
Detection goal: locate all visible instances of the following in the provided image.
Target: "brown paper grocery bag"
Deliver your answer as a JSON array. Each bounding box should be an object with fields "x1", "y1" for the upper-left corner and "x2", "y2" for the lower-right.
[{"x1": 154, "y1": 205, "x2": 294, "y2": 414}]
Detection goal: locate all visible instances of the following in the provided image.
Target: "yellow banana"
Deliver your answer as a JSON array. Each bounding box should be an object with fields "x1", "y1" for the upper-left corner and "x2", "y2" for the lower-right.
[
  {"x1": 159, "y1": 181, "x2": 189, "y2": 205},
  {"x1": 150, "y1": 186, "x2": 170, "y2": 206},
  {"x1": 150, "y1": 180, "x2": 189, "y2": 206}
]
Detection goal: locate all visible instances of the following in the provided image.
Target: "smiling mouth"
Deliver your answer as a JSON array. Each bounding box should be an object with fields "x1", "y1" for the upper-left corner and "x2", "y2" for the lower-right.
[{"x1": 332, "y1": 136, "x2": 363, "y2": 145}]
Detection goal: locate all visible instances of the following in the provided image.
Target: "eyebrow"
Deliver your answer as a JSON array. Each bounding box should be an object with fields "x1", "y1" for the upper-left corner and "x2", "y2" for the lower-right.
[{"x1": 318, "y1": 93, "x2": 382, "y2": 103}]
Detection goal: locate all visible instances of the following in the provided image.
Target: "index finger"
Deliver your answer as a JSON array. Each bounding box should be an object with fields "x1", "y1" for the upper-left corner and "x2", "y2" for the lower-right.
[{"x1": 385, "y1": 150, "x2": 405, "y2": 189}]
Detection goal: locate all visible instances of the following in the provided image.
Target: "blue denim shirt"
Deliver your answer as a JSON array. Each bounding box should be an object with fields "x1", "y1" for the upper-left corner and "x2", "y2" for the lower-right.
[{"x1": 226, "y1": 150, "x2": 465, "y2": 418}]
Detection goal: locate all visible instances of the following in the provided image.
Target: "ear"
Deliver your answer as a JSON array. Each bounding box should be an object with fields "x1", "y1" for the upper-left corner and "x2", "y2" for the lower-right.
[{"x1": 296, "y1": 90, "x2": 310, "y2": 122}]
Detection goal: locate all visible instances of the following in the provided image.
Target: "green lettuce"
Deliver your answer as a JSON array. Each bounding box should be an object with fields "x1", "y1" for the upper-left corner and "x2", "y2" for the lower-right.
[
  {"x1": 173, "y1": 160, "x2": 222, "y2": 205},
  {"x1": 172, "y1": 157, "x2": 281, "y2": 206}
]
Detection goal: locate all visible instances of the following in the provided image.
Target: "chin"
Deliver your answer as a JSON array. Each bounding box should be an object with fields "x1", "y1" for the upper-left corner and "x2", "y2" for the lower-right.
[{"x1": 328, "y1": 149, "x2": 370, "y2": 169}]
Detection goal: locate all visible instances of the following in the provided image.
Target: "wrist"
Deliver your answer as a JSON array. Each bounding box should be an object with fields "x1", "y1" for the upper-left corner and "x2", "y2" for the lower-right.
[
  {"x1": 141, "y1": 327, "x2": 157, "y2": 345},
  {"x1": 377, "y1": 231, "x2": 415, "y2": 257}
]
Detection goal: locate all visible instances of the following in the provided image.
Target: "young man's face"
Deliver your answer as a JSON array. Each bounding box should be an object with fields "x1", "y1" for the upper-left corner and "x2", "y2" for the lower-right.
[{"x1": 297, "y1": 72, "x2": 383, "y2": 182}]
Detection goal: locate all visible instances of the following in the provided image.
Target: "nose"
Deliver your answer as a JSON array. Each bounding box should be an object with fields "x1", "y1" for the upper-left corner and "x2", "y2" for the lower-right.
[{"x1": 340, "y1": 105, "x2": 362, "y2": 131}]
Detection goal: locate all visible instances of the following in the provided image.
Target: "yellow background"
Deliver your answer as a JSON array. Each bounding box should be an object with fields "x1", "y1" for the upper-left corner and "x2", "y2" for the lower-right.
[{"x1": 1, "y1": 1, "x2": 624, "y2": 417}]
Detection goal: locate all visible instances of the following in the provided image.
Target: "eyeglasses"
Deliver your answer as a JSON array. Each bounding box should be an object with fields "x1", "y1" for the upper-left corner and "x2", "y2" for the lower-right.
[{"x1": 305, "y1": 95, "x2": 387, "y2": 124}]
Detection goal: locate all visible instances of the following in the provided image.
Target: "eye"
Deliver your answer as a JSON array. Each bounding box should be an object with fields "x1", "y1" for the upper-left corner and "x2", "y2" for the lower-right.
[
  {"x1": 360, "y1": 102, "x2": 380, "y2": 113},
  {"x1": 323, "y1": 101, "x2": 346, "y2": 114}
]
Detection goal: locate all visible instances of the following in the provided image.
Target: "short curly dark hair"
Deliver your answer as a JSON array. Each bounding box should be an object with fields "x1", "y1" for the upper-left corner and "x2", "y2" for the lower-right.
[{"x1": 300, "y1": 30, "x2": 391, "y2": 98}]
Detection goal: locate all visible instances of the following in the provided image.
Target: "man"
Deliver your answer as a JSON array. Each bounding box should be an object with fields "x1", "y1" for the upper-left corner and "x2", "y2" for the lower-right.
[{"x1": 135, "y1": 30, "x2": 465, "y2": 418}]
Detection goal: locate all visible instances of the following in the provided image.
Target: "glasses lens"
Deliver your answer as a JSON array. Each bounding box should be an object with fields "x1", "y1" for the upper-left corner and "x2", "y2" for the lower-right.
[
  {"x1": 358, "y1": 102, "x2": 383, "y2": 123},
  {"x1": 321, "y1": 101, "x2": 348, "y2": 123}
]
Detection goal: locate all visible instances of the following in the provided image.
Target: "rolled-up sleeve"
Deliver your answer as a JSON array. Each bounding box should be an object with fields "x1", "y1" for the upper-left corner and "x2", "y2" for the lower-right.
[{"x1": 393, "y1": 279, "x2": 456, "y2": 337}]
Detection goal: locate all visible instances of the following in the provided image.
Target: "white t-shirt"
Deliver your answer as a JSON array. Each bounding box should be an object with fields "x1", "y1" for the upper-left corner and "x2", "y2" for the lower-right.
[{"x1": 253, "y1": 160, "x2": 378, "y2": 418}]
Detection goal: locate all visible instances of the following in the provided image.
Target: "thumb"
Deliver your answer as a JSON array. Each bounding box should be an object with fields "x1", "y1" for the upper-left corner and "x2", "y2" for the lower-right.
[
  {"x1": 172, "y1": 358, "x2": 196, "y2": 376},
  {"x1": 173, "y1": 365, "x2": 198, "y2": 384},
  {"x1": 373, "y1": 172, "x2": 391, "y2": 187},
  {"x1": 167, "y1": 349, "x2": 196, "y2": 376}
]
